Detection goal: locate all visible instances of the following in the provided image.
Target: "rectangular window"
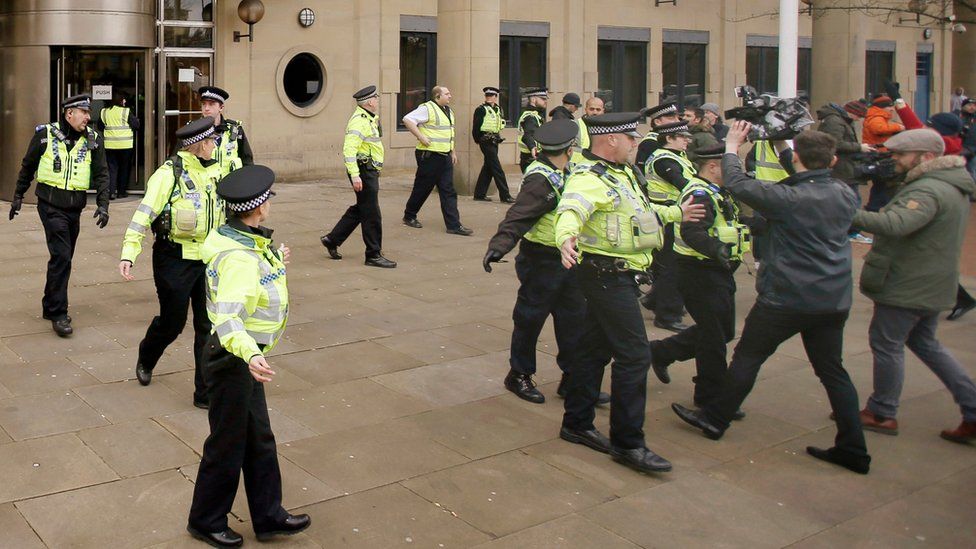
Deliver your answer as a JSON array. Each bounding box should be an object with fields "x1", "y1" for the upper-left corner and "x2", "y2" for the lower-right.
[
  {"x1": 865, "y1": 50, "x2": 895, "y2": 99},
  {"x1": 499, "y1": 36, "x2": 547, "y2": 127},
  {"x1": 597, "y1": 40, "x2": 648, "y2": 113},
  {"x1": 661, "y1": 42, "x2": 706, "y2": 107},
  {"x1": 745, "y1": 46, "x2": 813, "y2": 97},
  {"x1": 398, "y1": 31, "x2": 437, "y2": 129},
  {"x1": 163, "y1": 0, "x2": 214, "y2": 22}
]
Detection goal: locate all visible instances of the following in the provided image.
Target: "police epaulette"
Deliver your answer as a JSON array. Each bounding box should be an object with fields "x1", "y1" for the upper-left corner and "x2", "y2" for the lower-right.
[
  {"x1": 35, "y1": 124, "x2": 46, "y2": 132},
  {"x1": 588, "y1": 163, "x2": 608, "y2": 176}
]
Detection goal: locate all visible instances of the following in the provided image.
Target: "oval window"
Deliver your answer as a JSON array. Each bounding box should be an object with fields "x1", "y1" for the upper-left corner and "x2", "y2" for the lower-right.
[{"x1": 282, "y1": 53, "x2": 324, "y2": 107}]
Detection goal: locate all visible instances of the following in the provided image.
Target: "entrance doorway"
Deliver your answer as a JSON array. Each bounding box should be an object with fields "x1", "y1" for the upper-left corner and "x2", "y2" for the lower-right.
[
  {"x1": 159, "y1": 53, "x2": 213, "y2": 164},
  {"x1": 51, "y1": 47, "x2": 152, "y2": 192}
]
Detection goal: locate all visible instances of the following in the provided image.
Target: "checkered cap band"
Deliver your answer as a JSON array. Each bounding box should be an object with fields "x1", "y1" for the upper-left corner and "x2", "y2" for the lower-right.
[
  {"x1": 64, "y1": 98, "x2": 91, "y2": 110},
  {"x1": 357, "y1": 91, "x2": 379, "y2": 101},
  {"x1": 201, "y1": 90, "x2": 225, "y2": 103},
  {"x1": 227, "y1": 189, "x2": 272, "y2": 212},
  {"x1": 527, "y1": 91, "x2": 548, "y2": 98},
  {"x1": 588, "y1": 123, "x2": 639, "y2": 135},
  {"x1": 179, "y1": 125, "x2": 216, "y2": 148}
]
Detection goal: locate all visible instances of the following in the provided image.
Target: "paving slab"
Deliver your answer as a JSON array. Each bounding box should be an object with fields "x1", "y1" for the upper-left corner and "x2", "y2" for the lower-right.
[
  {"x1": 68, "y1": 347, "x2": 190, "y2": 384},
  {"x1": 373, "y1": 331, "x2": 484, "y2": 364},
  {"x1": 2, "y1": 326, "x2": 124, "y2": 362},
  {"x1": 267, "y1": 341, "x2": 425, "y2": 386},
  {"x1": 0, "y1": 433, "x2": 118, "y2": 503},
  {"x1": 296, "y1": 483, "x2": 491, "y2": 548},
  {"x1": 77, "y1": 419, "x2": 199, "y2": 478},
  {"x1": 371, "y1": 353, "x2": 512, "y2": 407},
  {"x1": 472, "y1": 514, "x2": 641, "y2": 549},
  {"x1": 0, "y1": 389, "x2": 108, "y2": 440},
  {"x1": 402, "y1": 450, "x2": 615, "y2": 538},
  {"x1": 0, "y1": 503, "x2": 45, "y2": 548},
  {"x1": 74, "y1": 379, "x2": 197, "y2": 423},
  {"x1": 154, "y1": 407, "x2": 316, "y2": 455},
  {"x1": 0, "y1": 357, "x2": 98, "y2": 397},
  {"x1": 431, "y1": 322, "x2": 513, "y2": 353},
  {"x1": 16, "y1": 470, "x2": 192, "y2": 548}
]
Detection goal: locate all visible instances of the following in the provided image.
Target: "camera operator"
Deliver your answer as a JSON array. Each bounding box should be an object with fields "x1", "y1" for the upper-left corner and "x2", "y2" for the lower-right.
[
  {"x1": 816, "y1": 101, "x2": 875, "y2": 243},
  {"x1": 671, "y1": 121, "x2": 871, "y2": 475}
]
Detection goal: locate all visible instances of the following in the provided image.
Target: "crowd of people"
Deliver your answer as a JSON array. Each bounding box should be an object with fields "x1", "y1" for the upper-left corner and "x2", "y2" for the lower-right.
[{"x1": 6, "y1": 78, "x2": 974, "y2": 545}]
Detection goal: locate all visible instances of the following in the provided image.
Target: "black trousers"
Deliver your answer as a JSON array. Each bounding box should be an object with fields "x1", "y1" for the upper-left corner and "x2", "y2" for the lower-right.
[
  {"x1": 704, "y1": 302, "x2": 868, "y2": 459},
  {"x1": 188, "y1": 335, "x2": 288, "y2": 534},
  {"x1": 474, "y1": 141, "x2": 511, "y2": 200},
  {"x1": 510, "y1": 242, "x2": 586, "y2": 375},
  {"x1": 327, "y1": 167, "x2": 383, "y2": 257},
  {"x1": 519, "y1": 152, "x2": 533, "y2": 174},
  {"x1": 651, "y1": 261, "x2": 736, "y2": 407},
  {"x1": 138, "y1": 240, "x2": 209, "y2": 402},
  {"x1": 106, "y1": 148, "x2": 133, "y2": 195},
  {"x1": 646, "y1": 224, "x2": 685, "y2": 323},
  {"x1": 563, "y1": 260, "x2": 651, "y2": 450},
  {"x1": 37, "y1": 200, "x2": 81, "y2": 320},
  {"x1": 865, "y1": 180, "x2": 891, "y2": 212},
  {"x1": 403, "y1": 150, "x2": 461, "y2": 230}
]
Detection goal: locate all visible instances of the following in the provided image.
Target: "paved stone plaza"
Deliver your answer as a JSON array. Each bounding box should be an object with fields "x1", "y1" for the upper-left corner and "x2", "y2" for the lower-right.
[{"x1": 0, "y1": 172, "x2": 974, "y2": 548}]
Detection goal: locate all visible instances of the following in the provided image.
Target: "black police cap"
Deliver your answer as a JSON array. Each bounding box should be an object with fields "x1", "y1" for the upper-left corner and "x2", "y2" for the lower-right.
[
  {"x1": 62, "y1": 94, "x2": 92, "y2": 111},
  {"x1": 524, "y1": 87, "x2": 548, "y2": 98},
  {"x1": 199, "y1": 86, "x2": 230, "y2": 104},
  {"x1": 641, "y1": 102, "x2": 678, "y2": 120},
  {"x1": 354, "y1": 85, "x2": 378, "y2": 101},
  {"x1": 585, "y1": 112, "x2": 643, "y2": 138},
  {"x1": 218, "y1": 165, "x2": 277, "y2": 212},
  {"x1": 483, "y1": 86, "x2": 500, "y2": 95},
  {"x1": 656, "y1": 121, "x2": 693, "y2": 138},
  {"x1": 175, "y1": 117, "x2": 216, "y2": 148},
  {"x1": 695, "y1": 143, "x2": 726, "y2": 160},
  {"x1": 534, "y1": 119, "x2": 579, "y2": 151}
]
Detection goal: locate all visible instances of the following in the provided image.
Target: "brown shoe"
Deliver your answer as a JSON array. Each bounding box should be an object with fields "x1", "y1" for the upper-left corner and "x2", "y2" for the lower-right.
[
  {"x1": 860, "y1": 408, "x2": 898, "y2": 435},
  {"x1": 940, "y1": 420, "x2": 976, "y2": 443}
]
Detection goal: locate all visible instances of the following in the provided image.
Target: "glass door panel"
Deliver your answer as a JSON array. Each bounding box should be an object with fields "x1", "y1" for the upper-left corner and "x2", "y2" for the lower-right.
[{"x1": 160, "y1": 54, "x2": 211, "y2": 161}]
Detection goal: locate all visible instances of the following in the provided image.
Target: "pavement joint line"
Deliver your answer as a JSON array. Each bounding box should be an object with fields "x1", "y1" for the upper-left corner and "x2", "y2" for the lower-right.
[{"x1": 396, "y1": 479, "x2": 500, "y2": 540}]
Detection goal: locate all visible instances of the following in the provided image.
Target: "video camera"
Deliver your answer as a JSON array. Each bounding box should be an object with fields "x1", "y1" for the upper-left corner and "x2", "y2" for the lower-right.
[
  {"x1": 850, "y1": 151, "x2": 899, "y2": 183},
  {"x1": 725, "y1": 85, "x2": 815, "y2": 141}
]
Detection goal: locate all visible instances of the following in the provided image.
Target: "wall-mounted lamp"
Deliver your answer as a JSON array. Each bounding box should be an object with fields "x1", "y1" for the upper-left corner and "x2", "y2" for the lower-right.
[{"x1": 234, "y1": 0, "x2": 265, "y2": 43}]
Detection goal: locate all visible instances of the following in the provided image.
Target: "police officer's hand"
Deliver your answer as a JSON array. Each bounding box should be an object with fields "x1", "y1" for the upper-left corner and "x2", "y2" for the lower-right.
[
  {"x1": 560, "y1": 236, "x2": 580, "y2": 269},
  {"x1": 351, "y1": 176, "x2": 363, "y2": 192},
  {"x1": 679, "y1": 195, "x2": 706, "y2": 223},
  {"x1": 726, "y1": 121, "x2": 752, "y2": 150},
  {"x1": 8, "y1": 195, "x2": 23, "y2": 221},
  {"x1": 451, "y1": 151, "x2": 458, "y2": 165},
  {"x1": 715, "y1": 244, "x2": 733, "y2": 270},
  {"x1": 94, "y1": 207, "x2": 109, "y2": 229},
  {"x1": 483, "y1": 249, "x2": 503, "y2": 273},
  {"x1": 419, "y1": 135, "x2": 432, "y2": 147},
  {"x1": 119, "y1": 260, "x2": 134, "y2": 281},
  {"x1": 248, "y1": 355, "x2": 276, "y2": 383}
]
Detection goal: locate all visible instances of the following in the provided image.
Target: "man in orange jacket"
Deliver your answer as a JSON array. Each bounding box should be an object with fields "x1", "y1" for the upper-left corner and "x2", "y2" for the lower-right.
[{"x1": 862, "y1": 95, "x2": 905, "y2": 210}]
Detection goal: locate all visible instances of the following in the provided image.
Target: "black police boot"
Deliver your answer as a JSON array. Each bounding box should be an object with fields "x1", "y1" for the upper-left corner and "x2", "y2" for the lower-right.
[
  {"x1": 649, "y1": 345, "x2": 672, "y2": 384},
  {"x1": 320, "y1": 236, "x2": 342, "y2": 260},
  {"x1": 557, "y1": 374, "x2": 610, "y2": 405},
  {"x1": 255, "y1": 514, "x2": 311, "y2": 541},
  {"x1": 653, "y1": 319, "x2": 691, "y2": 333},
  {"x1": 186, "y1": 525, "x2": 243, "y2": 547},
  {"x1": 365, "y1": 255, "x2": 397, "y2": 268},
  {"x1": 559, "y1": 426, "x2": 611, "y2": 454},
  {"x1": 610, "y1": 446, "x2": 673, "y2": 473},
  {"x1": 504, "y1": 370, "x2": 544, "y2": 404},
  {"x1": 446, "y1": 225, "x2": 474, "y2": 236},
  {"x1": 135, "y1": 362, "x2": 152, "y2": 386},
  {"x1": 501, "y1": 196, "x2": 516, "y2": 204},
  {"x1": 52, "y1": 317, "x2": 73, "y2": 337},
  {"x1": 671, "y1": 403, "x2": 724, "y2": 440},
  {"x1": 403, "y1": 217, "x2": 423, "y2": 229},
  {"x1": 806, "y1": 446, "x2": 870, "y2": 475},
  {"x1": 473, "y1": 196, "x2": 492, "y2": 202}
]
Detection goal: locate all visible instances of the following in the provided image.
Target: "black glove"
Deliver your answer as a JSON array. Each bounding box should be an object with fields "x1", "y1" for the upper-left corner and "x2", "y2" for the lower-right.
[
  {"x1": 715, "y1": 244, "x2": 733, "y2": 270},
  {"x1": 8, "y1": 195, "x2": 23, "y2": 221},
  {"x1": 483, "y1": 249, "x2": 503, "y2": 273},
  {"x1": 883, "y1": 81, "x2": 901, "y2": 102},
  {"x1": 94, "y1": 207, "x2": 109, "y2": 229}
]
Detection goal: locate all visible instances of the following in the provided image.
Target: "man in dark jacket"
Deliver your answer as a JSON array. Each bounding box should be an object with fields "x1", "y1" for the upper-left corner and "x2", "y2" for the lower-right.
[
  {"x1": 672, "y1": 122, "x2": 871, "y2": 475},
  {"x1": 549, "y1": 93, "x2": 581, "y2": 121},
  {"x1": 817, "y1": 101, "x2": 875, "y2": 243},
  {"x1": 851, "y1": 129, "x2": 976, "y2": 444}
]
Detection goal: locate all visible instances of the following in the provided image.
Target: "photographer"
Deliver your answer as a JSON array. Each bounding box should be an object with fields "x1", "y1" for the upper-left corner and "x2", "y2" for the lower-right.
[
  {"x1": 816, "y1": 101, "x2": 875, "y2": 243},
  {"x1": 672, "y1": 121, "x2": 871, "y2": 475}
]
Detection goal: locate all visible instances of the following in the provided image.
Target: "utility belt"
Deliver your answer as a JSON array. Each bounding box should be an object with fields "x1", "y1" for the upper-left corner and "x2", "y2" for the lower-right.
[
  {"x1": 480, "y1": 133, "x2": 504, "y2": 145},
  {"x1": 519, "y1": 238, "x2": 560, "y2": 257},
  {"x1": 357, "y1": 158, "x2": 380, "y2": 172},
  {"x1": 581, "y1": 254, "x2": 652, "y2": 284},
  {"x1": 418, "y1": 150, "x2": 450, "y2": 160}
]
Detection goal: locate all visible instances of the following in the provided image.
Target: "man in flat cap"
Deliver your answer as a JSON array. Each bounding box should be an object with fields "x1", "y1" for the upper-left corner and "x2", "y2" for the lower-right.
[
  {"x1": 850, "y1": 128, "x2": 976, "y2": 444},
  {"x1": 321, "y1": 85, "x2": 396, "y2": 268},
  {"x1": 471, "y1": 86, "x2": 514, "y2": 203},
  {"x1": 484, "y1": 119, "x2": 608, "y2": 407},
  {"x1": 199, "y1": 86, "x2": 253, "y2": 172},
  {"x1": 555, "y1": 112, "x2": 704, "y2": 475},
  {"x1": 636, "y1": 103, "x2": 681, "y2": 170},
  {"x1": 10, "y1": 93, "x2": 110, "y2": 337},
  {"x1": 648, "y1": 143, "x2": 753, "y2": 419},
  {"x1": 549, "y1": 93, "x2": 581, "y2": 121},
  {"x1": 518, "y1": 88, "x2": 549, "y2": 173}
]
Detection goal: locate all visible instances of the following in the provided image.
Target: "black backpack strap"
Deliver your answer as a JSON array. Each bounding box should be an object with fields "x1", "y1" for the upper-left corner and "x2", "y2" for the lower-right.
[{"x1": 171, "y1": 154, "x2": 194, "y2": 192}]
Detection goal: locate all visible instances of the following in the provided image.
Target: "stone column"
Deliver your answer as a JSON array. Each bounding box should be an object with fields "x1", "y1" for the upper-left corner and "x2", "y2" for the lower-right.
[
  {"x1": 951, "y1": 1, "x2": 976, "y2": 94},
  {"x1": 810, "y1": 0, "x2": 866, "y2": 109},
  {"x1": 436, "y1": 0, "x2": 501, "y2": 195}
]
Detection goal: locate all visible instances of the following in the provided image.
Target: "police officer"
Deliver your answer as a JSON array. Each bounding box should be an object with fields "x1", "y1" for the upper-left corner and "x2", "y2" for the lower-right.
[
  {"x1": 198, "y1": 86, "x2": 253, "y2": 171},
  {"x1": 569, "y1": 97, "x2": 605, "y2": 166},
  {"x1": 321, "y1": 85, "x2": 396, "y2": 268},
  {"x1": 472, "y1": 86, "x2": 514, "y2": 203},
  {"x1": 10, "y1": 94, "x2": 110, "y2": 337},
  {"x1": 642, "y1": 122, "x2": 697, "y2": 332},
  {"x1": 554, "y1": 112, "x2": 703, "y2": 474},
  {"x1": 401, "y1": 85, "x2": 473, "y2": 235},
  {"x1": 636, "y1": 103, "x2": 681, "y2": 170},
  {"x1": 648, "y1": 144, "x2": 751, "y2": 418},
  {"x1": 518, "y1": 88, "x2": 549, "y2": 173},
  {"x1": 483, "y1": 119, "x2": 609, "y2": 406},
  {"x1": 98, "y1": 92, "x2": 140, "y2": 199},
  {"x1": 187, "y1": 165, "x2": 310, "y2": 547},
  {"x1": 120, "y1": 118, "x2": 232, "y2": 408}
]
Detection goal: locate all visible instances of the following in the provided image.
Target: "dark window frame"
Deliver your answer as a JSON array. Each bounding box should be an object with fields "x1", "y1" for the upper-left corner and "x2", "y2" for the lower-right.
[
  {"x1": 745, "y1": 45, "x2": 812, "y2": 97},
  {"x1": 597, "y1": 39, "x2": 648, "y2": 113},
  {"x1": 499, "y1": 35, "x2": 548, "y2": 128},
  {"x1": 661, "y1": 42, "x2": 707, "y2": 108},
  {"x1": 865, "y1": 50, "x2": 895, "y2": 100},
  {"x1": 397, "y1": 31, "x2": 438, "y2": 130}
]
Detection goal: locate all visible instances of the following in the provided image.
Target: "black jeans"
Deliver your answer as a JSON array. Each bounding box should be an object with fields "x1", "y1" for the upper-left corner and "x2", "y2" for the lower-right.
[
  {"x1": 138, "y1": 240, "x2": 210, "y2": 402},
  {"x1": 563, "y1": 259, "x2": 651, "y2": 449},
  {"x1": 646, "y1": 224, "x2": 685, "y2": 323},
  {"x1": 105, "y1": 148, "x2": 133, "y2": 195},
  {"x1": 704, "y1": 302, "x2": 868, "y2": 459},
  {"x1": 651, "y1": 261, "x2": 736, "y2": 407},
  {"x1": 188, "y1": 335, "x2": 288, "y2": 534},
  {"x1": 519, "y1": 152, "x2": 534, "y2": 174},
  {"x1": 865, "y1": 180, "x2": 891, "y2": 212},
  {"x1": 37, "y1": 200, "x2": 81, "y2": 320},
  {"x1": 404, "y1": 150, "x2": 461, "y2": 230},
  {"x1": 474, "y1": 141, "x2": 511, "y2": 200},
  {"x1": 510, "y1": 242, "x2": 586, "y2": 375},
  {"x1": 327, "y1": 167, "x2": 383, "y2": 257}
]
